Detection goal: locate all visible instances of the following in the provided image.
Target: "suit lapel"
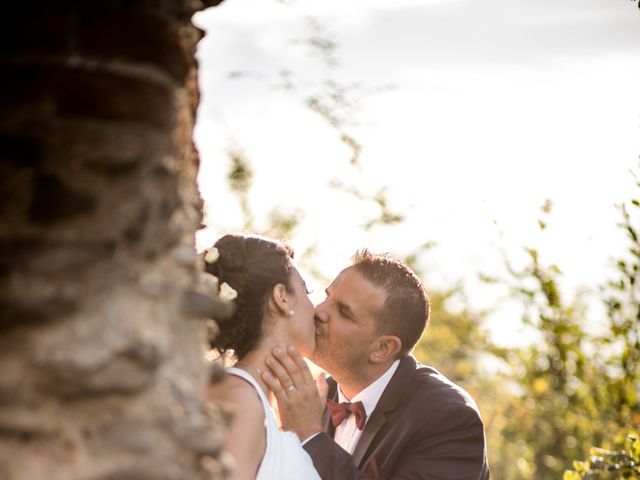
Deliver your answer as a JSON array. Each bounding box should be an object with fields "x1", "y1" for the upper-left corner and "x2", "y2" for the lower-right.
[
  {"x1": 323, "y1": 378, "x2": 338, "y2": 436},
  {"x1": 352, "y1": 356, "x2": 418, "y2": 467},
  {"x1": 352, "y1": 405, "x2": 387, "y2": 466}
]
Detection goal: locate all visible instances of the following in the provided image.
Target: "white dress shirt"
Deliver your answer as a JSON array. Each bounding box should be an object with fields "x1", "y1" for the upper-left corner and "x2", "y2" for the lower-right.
[{"x1": 333, "y1": 359, "x2": 400, "y2": 454}]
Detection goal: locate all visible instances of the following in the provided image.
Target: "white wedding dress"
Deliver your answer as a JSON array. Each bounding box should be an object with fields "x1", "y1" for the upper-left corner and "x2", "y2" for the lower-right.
[{"x1": 226, "y1": 367, "x2": 321, "y2": 480}]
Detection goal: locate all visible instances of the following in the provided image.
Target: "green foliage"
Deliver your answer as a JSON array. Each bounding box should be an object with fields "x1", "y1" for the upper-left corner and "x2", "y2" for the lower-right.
[
  {"x1": 487, "y1": 249, "x2": 600, "y2": 478},
  {"x1": 563, "y1": 432, "x2": 640, "y2": 479},
  {"x1": 482, "y1": 189, "x2": 640, "y2": 479},
  {"x1": 305, "y1": 80, "x2": 364, "y2": 166},
  {"x1": 413, "y1": 288, "x2": 490, "y2": 385},
  {"x1": 221, "y1": 5, "x2": 401, "y2": 239},
  {"x1": 559, "y1": 178, "x2": 640, "y2": 480},
  {"x1": 600, "y1": 197, "x2": 640, "y2": 427},
  {"x1": 225, "y1": 147, "x2": 303, "y2": 241},
  {"x1": 227, "y1": 147, "x2": 254, "y2": 194},
  {"x1": 226, "y1": 147, "x2": 255, "y2": 231},
  {"x1": 267, "y1": 208, "x2": 304, "y2": 239}
]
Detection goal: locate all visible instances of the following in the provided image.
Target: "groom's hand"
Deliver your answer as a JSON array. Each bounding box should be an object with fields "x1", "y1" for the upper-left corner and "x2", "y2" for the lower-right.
[{"x1": 262, "y1": 346, "x2": 328, "y2": 442}]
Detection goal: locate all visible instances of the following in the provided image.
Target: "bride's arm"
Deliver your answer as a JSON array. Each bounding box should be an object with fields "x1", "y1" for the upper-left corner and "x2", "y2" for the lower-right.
[{"x1": 206, "y1": 377, "x2": 266, "y2": 480}]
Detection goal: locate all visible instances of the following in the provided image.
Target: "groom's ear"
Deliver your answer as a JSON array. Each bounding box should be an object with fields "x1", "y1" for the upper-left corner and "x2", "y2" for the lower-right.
[{"x1": 369, "y1": 335, "x2": 402, "y2": 364}]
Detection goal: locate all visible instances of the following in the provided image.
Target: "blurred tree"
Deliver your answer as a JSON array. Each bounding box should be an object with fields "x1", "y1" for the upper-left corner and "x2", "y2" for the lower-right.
[
  {"x1": 560, "y1": 171, "x2": 640, "y2": 479},
  {"x1": 224, "y1": 145, "x2": 304, "y2": 241},
  {"x1": 216, "y1": 1, "x2": 401, "y2": 234},
  {"x1": 413, "y1": 288, "x2": 490, "y2": 386},
  {"x1": 563, "y1": 431, "x2": 640, "y2": 479},
  {"x1": 599, "y1": 194, "x2": 640, "y2": 429},
  {"x1": 486, "y1": 246, "x2": 598, "y2": 479},
  {"x1": 226, "y1": 146, "x2": 255, "y2": 231},
  {"x1": 482, "y1": 186, "x2": 640, "y2": 479}
]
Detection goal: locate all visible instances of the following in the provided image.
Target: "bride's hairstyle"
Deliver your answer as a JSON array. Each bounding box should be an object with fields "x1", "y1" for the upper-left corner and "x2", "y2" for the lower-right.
[{"x1": 205, "y1": 234, "x2": 294, "y2": 359}]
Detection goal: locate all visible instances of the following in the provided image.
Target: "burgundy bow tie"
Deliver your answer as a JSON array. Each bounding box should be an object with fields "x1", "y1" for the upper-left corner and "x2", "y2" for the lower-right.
[{"x1": 327, "y1": 399, "x2": 367, "y2": 430}]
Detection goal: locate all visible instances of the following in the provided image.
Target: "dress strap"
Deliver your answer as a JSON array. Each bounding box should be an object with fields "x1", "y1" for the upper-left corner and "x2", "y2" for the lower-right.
[{"x1": 226, "y1": 367, "x2": 271, "y2": 409}]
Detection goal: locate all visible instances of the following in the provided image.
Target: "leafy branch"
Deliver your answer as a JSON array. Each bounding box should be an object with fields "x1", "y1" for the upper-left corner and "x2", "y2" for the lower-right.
[{"x1": 564, "y1": 432, "x2": 640, "y2": 479}]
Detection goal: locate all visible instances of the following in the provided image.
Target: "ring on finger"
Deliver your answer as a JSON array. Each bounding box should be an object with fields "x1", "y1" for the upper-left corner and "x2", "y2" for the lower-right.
[{"x1": 285, "y1": 384, "x2": 296, "y2": 392}]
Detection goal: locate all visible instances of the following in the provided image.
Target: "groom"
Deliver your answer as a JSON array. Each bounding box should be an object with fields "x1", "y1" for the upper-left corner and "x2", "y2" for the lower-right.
[{"x1": 263, "y1": 250, "x2": 490, "y2": 479}]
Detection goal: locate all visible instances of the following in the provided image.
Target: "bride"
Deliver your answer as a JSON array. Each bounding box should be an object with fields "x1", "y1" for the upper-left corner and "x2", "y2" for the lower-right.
[{"x1": 204, "y1": 234, "x2": 324, "y2": 480}]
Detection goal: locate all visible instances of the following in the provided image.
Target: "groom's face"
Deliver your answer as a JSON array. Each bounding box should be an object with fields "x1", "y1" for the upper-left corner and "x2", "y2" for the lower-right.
[{"x1": 312, "y1": 266, "x2": 386, "y2": 379}]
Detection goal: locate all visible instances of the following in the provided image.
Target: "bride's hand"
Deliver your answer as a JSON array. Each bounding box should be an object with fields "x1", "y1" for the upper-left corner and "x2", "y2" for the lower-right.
[{"x1": 262, "y1": 346, "x2": 328, "y2": 441}]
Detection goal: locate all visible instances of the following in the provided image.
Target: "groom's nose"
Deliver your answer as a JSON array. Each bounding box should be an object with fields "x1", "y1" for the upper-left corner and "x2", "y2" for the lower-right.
[{"x1": 314, "y1": 303, "x2": 329, "y2": 323}]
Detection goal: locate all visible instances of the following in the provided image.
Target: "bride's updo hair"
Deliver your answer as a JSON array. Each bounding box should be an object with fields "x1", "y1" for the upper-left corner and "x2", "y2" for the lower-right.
[{"x1": 206, "y1": 234, "x2": 294, "y2": 359}]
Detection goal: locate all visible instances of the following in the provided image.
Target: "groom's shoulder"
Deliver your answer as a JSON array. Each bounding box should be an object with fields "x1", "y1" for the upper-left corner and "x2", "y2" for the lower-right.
[{"x1": 407, "y1": 359, "x2": 480, "y2": 412}]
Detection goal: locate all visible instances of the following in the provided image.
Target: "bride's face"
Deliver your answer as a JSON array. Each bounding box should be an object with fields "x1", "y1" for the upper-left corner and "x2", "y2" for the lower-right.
[{"x1": 284, "y1": 264, "x2": 317, "y2": 357}]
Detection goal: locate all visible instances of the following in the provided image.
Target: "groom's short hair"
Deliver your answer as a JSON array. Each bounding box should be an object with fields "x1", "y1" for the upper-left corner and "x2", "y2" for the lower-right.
[{"x1": 351, "y1": 249, "x2": 430, "y2": 358}]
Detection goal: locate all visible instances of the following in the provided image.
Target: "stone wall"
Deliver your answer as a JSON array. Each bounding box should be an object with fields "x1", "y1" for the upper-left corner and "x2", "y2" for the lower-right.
[{"x1": 0, "y1": 1, "x2": 229, "y2": 478}]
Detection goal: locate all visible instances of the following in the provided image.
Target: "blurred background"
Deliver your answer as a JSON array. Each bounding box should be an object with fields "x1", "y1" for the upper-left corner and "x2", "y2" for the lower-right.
[{"x1": 193, "y1": 1, "x2": 640, "y2": 478}]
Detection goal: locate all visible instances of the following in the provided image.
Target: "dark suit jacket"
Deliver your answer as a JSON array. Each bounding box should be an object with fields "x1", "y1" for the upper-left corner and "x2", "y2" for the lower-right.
[{"x1": 303, "y1": 356, "x2": 490, "y2": 479}]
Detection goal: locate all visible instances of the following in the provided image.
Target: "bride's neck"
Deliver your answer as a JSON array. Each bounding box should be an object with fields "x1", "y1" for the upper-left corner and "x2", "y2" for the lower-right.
[
  {"x1": 235, "y1": 333, "x2": 289, "y2": 396},
  {"x1": 240, "y1": 332, "x2": 278, "y2": 362}
]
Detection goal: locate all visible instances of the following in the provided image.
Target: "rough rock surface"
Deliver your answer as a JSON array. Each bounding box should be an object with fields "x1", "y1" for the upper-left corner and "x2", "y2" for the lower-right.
[{"x1": 0, "y1": 1, "x2": 230, "y2": 478}]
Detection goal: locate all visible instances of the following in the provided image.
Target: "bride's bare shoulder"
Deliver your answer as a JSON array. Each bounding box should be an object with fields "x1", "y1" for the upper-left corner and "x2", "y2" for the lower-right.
[
  {"x1": 206, "y1": 374, "x2": 264, "y2": 419},
  {"x1": 206, "y1": 374, "x2": 267, "y2": 477}
]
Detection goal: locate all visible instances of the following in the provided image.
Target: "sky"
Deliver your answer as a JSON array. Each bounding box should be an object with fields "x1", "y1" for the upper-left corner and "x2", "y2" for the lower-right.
[{"x1": 192, "y1": 0, "x2": 640, "y2": 346}]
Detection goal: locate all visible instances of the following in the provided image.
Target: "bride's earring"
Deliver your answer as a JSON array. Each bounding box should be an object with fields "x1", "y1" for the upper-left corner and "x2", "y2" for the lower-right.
[{"x1": 287, "y1": 309, "x2": 295, "y2": 317}]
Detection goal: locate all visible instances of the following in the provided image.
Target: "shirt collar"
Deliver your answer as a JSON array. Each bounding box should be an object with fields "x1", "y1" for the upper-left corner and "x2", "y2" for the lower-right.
[{"x1": 337, "y1": 359, "x2": 400, "y2": 418}]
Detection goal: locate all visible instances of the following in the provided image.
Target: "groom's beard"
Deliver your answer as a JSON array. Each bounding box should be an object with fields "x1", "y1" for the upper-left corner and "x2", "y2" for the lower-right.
[
  {"x1": 310, "y1": 317, "x2": 335, "y2": 372},
  {"x1": 310, "y1": 317, "x2": 325, "y2": 363},
  {"x1": 310, "y1": 317, "x2": 371, "y2": 382}
]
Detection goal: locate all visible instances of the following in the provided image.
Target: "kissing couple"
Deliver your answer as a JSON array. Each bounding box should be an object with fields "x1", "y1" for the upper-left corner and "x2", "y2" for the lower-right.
[{"x1": 205, "y1": 234, "x2": 490, "y2": 479}]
